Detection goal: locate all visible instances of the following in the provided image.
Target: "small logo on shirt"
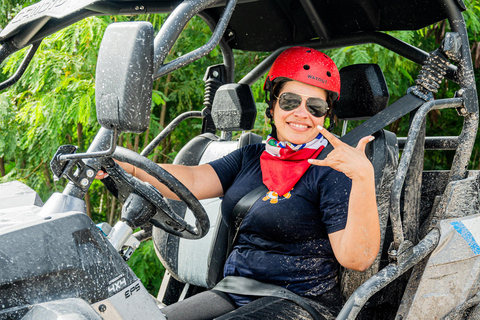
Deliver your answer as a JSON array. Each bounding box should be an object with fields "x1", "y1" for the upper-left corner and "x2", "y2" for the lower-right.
[{"x1": 262, "y1": 190, "x2": 292, "y2": 204}]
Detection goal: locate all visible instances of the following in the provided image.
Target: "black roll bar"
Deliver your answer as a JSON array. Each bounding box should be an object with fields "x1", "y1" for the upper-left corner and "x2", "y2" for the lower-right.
[
  {"x1": 153, "y1": 0, "x2": 237, "y2": 79},
  {"x1": 443, "y1": 0, "x2": 479, "y2": 182},
  {"x1": 197, "y1": 10, "x2": 235, "y2": 83},
  {"x1": 0, "y1": 41, "x2": 41, "y2": 91},
  {"x1": 239, "y1": 31, "x2": 459, "y2": 86},
  {"x1": 397, "y1": 136, "x2": 459, "y2": 150}
]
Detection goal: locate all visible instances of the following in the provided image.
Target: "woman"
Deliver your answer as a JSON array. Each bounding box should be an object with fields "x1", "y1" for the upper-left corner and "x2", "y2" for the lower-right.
[{"x1": 102, "y1": 47, "x2": 380, "y2": 319}]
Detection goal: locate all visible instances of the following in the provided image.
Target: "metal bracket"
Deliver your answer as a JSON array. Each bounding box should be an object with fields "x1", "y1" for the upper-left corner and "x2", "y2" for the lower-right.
[
  {"x1": 50, "y1": 145, "x2": 96, "y2": 189},
  {"x1": 99, "y1": 221, "x2": 140, "y2": 261},
  {"x1": 441, "y1": 32, "x2": 462, "y2": 63},
  {"x1": 388, "y1": 240, "x2": 414, "y2": 264},
  {"x1": 455, "y1": 88, "x2": 477, "y2": 114},
  {"x1": 407, "y1": 86, "x2": 434, "y2": 102}
]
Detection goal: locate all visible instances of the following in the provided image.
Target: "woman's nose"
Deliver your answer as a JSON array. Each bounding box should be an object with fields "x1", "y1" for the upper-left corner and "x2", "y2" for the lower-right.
[{"x1": 293, "y1": 99, "x2": 309, "y2": 117}]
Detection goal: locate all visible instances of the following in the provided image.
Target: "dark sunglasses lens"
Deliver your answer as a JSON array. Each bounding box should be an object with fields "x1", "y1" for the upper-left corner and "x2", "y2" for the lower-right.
[
  {"x1": 278, "y1": 93, "x2": 302, "y2": 111},
  {"x1": 306, "y1": 98, "x2": 329, "y2": 117},
  {"x1": 278, "y1": 92, "x2": 329, "y2": 117}
]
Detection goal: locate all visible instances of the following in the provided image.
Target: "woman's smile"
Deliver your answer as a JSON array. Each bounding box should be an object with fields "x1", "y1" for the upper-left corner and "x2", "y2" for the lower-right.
[{"x1": 288, "y1": 122, "x2": 310, "y2": 130}]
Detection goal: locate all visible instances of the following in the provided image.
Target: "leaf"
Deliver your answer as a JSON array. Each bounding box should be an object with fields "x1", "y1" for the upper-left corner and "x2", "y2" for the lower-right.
[{"x1": 152, "y1": 90, "x2": 166, "y2": 105}]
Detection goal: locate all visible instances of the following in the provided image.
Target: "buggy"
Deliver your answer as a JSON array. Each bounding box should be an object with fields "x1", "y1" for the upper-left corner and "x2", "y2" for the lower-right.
[{"x1": 0, "y1": 0, "x2": 479, "y2": 319}]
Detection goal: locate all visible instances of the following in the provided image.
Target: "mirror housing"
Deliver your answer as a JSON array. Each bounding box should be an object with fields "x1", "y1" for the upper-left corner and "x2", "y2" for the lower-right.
[{"x1": 96, "y1": 22, "x2": 154, "y2": 133}]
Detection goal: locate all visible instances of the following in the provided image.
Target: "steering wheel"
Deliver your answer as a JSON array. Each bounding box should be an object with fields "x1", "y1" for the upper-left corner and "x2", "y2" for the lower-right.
[{"x1": 104, "y1": 147, "x2": 209, "y2": 240}]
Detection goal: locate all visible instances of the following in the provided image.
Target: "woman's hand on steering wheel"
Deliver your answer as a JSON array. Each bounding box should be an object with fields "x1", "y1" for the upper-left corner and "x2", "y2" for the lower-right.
[{"x1": 95, "y1": 170, "x2": 109, "y2": 179}]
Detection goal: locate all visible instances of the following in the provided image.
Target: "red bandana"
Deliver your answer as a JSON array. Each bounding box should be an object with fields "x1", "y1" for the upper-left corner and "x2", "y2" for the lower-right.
[{"x1": 260, "y1": 134, "x2": 327, "y2": 196}]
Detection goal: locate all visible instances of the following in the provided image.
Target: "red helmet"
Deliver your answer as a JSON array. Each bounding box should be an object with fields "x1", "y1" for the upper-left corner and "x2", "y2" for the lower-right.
[{"x1": 264, "y1": 47, "x2": 340, "y2": 100}]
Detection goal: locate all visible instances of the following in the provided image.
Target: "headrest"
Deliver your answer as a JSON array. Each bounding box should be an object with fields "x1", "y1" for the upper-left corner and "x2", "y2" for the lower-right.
[
  {"x1": 334, "y1": 64, "x2": 389, "y2": 120},
  {"x1": 211, "y1": 83, "x2": 257, "y2": 131}
]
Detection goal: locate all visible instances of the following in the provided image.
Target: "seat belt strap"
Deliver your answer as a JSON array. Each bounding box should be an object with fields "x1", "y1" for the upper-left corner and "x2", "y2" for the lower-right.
[
  {"x1": 227, "y1": 185, "x2": 268, "y2": 254},
  {"x1": 213, "y1": 276, "x2": 325, "y2": 320},
  {"x1": 317, "y1": 93, "x2": 426, "y2": 159},
  {"x1": 230, "y1": 185, "x2": 268, "y2": 229}
]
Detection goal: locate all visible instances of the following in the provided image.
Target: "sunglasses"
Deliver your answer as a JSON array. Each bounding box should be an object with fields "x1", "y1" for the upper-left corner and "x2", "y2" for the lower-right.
[{"x1": 275, "y1": 92, "x2": 329, "y2": 118}]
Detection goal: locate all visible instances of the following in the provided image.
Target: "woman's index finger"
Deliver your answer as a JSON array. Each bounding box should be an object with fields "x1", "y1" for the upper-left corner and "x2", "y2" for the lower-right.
[{"x1": 317, "y1": 125, "x2": 342, "y2": 148}]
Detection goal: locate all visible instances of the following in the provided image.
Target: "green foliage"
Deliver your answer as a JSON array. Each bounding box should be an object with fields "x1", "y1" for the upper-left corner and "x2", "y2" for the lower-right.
[
  {"x1": 0, "y1": 16, "x2": 110, "y2": 199},
  {"x1": 0, "y1": 91, "x2": 17, "y2": 159},
  {"x1": 127, "y1": 240, "x2": 165, "y2": 297}
]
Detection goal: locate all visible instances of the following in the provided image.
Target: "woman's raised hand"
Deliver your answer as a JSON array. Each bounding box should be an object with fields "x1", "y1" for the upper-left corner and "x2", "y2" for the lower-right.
[
  {"x1": 311, "y1": 125, "x2": 380, "y2": 271},
  {"x1": 308, "y1": 125, "x2": 375, "y2": 181}
]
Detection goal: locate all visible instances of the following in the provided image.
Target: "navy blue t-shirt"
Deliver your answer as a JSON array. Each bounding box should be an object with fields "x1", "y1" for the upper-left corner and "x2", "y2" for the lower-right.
[{"x1": 209, "y1": 143, "x2": 351, "y2": 306}]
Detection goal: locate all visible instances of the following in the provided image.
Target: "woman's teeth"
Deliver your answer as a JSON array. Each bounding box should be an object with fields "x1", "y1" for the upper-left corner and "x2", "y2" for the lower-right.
[{"x1": 290, "y1": 123, "x2": 308, "y2": 128}]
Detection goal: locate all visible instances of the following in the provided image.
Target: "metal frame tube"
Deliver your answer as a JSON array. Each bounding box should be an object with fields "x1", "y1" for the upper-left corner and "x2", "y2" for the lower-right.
[
  {"x1": 239, "y1": 31, "x2": 458, "y2": 86},
  {"x1": 197, "y1": 11, "x2": 235, "y2": 83},
  {"x1": 0, "y1": 41, "x2": 41, "y2": 91},
  {"x1": 141, "y1": 111, "x2": 203, "y2": 157},
  {"x1": 58, "y1": 128, "x2": 118, "y2": 161},
  {"x1": 239, "y1": 47, "x2": 283, "y2": 86},
  {"x1": 153, "y1": 0, "x2": 237, "y2": 79},
  {"x1": 390, "y1": 98, "x2": 463, "y2": 247},
  {"x1": 449, "y1": 113, "x2": 479, "y2": 181},
  {"x1": 153, "y1": 0, "x2": 221, "y2": 71},
  {"x1": 444, "y1": 0, "x2": 479, "y2": 181},
  {"x1": 397, "y1": 136, "x2": 459, "y2": 150},
  {"x1": 336, "y1": 229, "x2": 440, "y2": 320},
  {"x1": 444, "y1": 0, "x2": 478, "y2": 90}
]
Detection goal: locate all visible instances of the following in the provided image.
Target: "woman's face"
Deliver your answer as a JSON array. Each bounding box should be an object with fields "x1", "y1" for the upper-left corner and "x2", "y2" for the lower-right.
[{"x1": 272, "y1": 80, "x2": 328, "y2": 144}]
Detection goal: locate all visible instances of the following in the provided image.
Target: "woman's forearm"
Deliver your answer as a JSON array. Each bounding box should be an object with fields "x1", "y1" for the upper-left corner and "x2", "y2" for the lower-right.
[
  {"x1": 114, "y1": 161, "x2": 223, "y2": 200},
  {"x1": 335, "y1": 174, "x2": 380, "y2": 271}
]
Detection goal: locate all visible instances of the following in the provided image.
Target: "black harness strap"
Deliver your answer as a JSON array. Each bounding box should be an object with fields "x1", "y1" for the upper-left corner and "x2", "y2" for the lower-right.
[
  {"x1": 226, "y1": 184, "x2": 268, "y2": 256},
  {"x1": 317, "y1": 93, "x2": 426, "y2": 159}
]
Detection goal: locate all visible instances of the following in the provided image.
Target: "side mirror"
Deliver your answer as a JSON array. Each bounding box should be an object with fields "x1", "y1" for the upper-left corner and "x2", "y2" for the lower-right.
[{"x1": 95, "y1": 22, "x2": 154, "y2": 133}]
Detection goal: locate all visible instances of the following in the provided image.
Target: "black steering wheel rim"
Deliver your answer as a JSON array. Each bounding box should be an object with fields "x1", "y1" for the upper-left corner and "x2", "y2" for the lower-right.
[{"x1": 108, "y1": 146, "x2": 209, "y2": 239}]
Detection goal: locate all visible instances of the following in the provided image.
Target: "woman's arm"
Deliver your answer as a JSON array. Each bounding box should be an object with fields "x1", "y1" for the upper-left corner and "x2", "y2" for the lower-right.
[
  {"x1": 308, "y1": 125, "x2": 380, "y2": 271},
  {"x1": 106, "y1": 161, "x2": 224, "y2": 201}
]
